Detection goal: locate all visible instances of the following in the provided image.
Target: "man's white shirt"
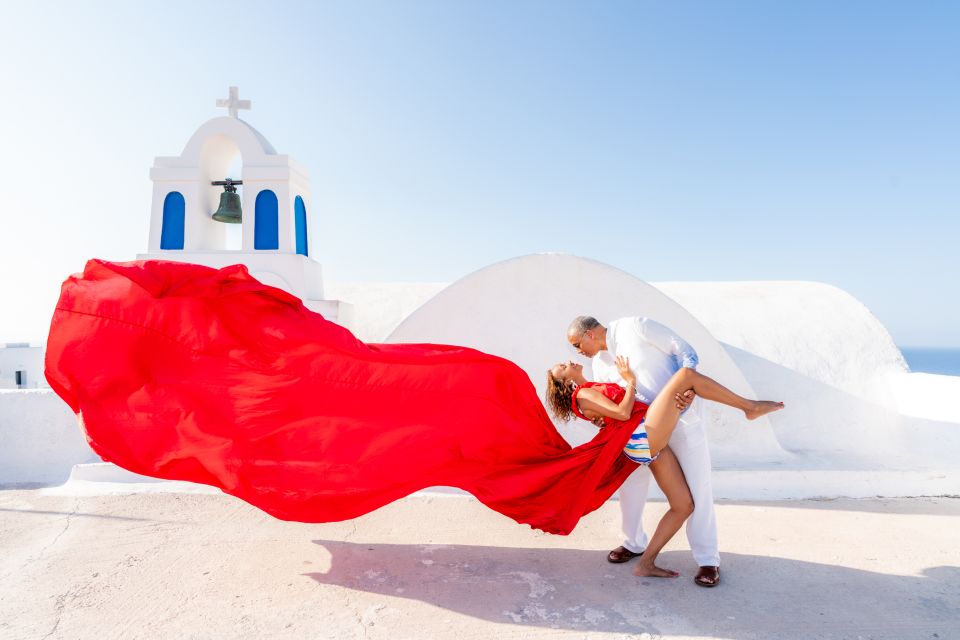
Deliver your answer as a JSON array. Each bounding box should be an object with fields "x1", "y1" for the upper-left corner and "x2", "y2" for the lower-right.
[{"x1": 591, "y1": 317, "x2": 702, "y2": 427}]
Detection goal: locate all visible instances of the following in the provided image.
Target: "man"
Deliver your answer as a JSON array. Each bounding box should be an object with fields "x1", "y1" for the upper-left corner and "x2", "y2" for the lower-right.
[{"x1": 567, "y1": 315, "x2": 721, "y2": 587}]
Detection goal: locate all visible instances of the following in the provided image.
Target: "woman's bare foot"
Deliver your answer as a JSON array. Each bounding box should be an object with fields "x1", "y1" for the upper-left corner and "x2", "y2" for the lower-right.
[
  {"x1": 633, "y1": 562, "x2": 680, "y2": 578},
  {"x1": 745, "y1": 400, "x2": 785, "y2": 421}
]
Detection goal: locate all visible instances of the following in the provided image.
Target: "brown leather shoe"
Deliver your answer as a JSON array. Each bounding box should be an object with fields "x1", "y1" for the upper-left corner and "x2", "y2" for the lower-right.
[
  {"x1": 694, "y1": 565, "x2": 720, "y2": 587},
  {"x1": 606, "y1": 546, "x2": 642, "y2": 563}
]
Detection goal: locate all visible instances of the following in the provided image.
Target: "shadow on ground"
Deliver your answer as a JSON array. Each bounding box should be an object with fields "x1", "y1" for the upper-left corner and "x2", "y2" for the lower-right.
[{"x1": 308, "y1": 541, "x2": 958, "y2": 638}]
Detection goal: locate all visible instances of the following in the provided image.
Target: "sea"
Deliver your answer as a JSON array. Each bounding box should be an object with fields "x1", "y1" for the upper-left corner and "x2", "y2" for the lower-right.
[{"x1": 899, "y1": 347, "x2": 960, "y2": 377}]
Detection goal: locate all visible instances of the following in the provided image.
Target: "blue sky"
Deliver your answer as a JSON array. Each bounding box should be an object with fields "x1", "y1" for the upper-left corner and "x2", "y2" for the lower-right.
[{"x1": 1, "y1": 1, "x2": 957, "y2": 346}]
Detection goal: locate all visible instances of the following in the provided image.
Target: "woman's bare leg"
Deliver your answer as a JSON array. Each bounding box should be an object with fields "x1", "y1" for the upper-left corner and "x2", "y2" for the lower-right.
[
  {"x1": 644, "y1": 368, "x2": 784, "y2": 453},
  {"x1": 633, "y1": 447, "x2": 694, "y2": 578}
]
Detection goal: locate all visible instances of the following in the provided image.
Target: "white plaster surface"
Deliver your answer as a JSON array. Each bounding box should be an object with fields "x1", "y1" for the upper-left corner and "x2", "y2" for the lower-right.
[
  {"x1": 0, "y1": 390, "x2": 98, "y2": 485},
  {"x1": 325, "y1": 282, "x2": 448, "y2": 342},
  {"x1": 39, "y1": 462, "x2": 223, "y2": 497},
  {"x1": 46, "y1": 461, "x2": 959, "y2": 502},
  {"x1": 387, "y1": 254, "x2": 785, "y2": 464},
  {"x1": 0, "y1": 344, "x2": 47, "y2": 389},
  {"x1": 653, "y1": 281, "x2": 907, "y2": 405},
  {"x1": 1, "y1": 489, "x2": 957, "y2": 640},
  {"x1": 888, "y1": 371, "x2": 960, "y2": 423},
  {"x1": 370, "y1": 255, "x2": 958, "y2": 491}
]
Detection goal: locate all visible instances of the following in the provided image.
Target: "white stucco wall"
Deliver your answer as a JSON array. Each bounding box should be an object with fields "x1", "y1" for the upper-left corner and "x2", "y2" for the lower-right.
[
  {"x1": 0, "y1": 390, "x2": 98, "y2": 485},
  {"x1": 386, "y1": 253, "x2": 785, "y2": 465},
  {"x1": 325, "y1": 282, "x2": 448, "y2": 343},
  {"x1": 653, "y1": 281, "x2": 907, "y2": 406},
  {"x1": 376, "y1": 255, "x2": 959, "y2": 479},
  {"x1": 0, "y1": 344, "x2": 48, "y2": 389},
  {"x1": 887, "y1": 371, "x2": 960, "y2": 424},
  {"x1": 641, "y1": 281, "x2": 960, "y2": 474}
]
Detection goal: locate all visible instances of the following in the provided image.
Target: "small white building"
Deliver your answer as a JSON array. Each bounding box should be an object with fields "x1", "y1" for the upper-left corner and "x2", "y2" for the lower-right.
[
  {"x1": 0, "y1": 343, "x2": 47, "y2": 389},
  {"x1": 135, "y1": 87, "x2": 351, "y2": 327}
]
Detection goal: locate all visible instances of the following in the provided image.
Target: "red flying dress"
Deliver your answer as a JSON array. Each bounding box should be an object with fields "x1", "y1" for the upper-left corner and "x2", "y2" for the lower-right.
[{"x1": 44, "y1": 258, "x2": 647, "y2": 535}]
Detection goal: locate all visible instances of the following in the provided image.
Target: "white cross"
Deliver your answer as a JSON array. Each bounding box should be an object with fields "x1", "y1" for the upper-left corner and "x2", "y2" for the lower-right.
[{"x1": 216, "y1": 86, "x2": 251, "y2": 118}]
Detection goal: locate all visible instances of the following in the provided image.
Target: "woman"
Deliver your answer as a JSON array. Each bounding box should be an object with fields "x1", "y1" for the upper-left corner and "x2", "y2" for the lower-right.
[{"x1": 546, "y1": 357, "x2": 783, "y2": 578}]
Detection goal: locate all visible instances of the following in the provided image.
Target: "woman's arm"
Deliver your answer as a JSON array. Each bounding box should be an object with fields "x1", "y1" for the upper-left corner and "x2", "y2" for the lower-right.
[
  {"x1": 577, "y1": 356, "x2": 637, "y2": 422},
  {"x1": 577, "y1": 387, "x2": 636, "y2": 422}
]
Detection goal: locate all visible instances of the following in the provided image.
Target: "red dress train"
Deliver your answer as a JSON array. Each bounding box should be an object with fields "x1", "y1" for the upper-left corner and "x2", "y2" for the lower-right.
[{"x1": 44, "y1": 259, "x2": 646, "y2": 535}]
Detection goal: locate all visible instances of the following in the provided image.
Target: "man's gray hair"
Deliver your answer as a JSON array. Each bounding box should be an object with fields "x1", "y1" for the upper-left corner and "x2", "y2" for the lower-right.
[{"x1": 568, "y1": 315, "x2": 601, "y2": 336}]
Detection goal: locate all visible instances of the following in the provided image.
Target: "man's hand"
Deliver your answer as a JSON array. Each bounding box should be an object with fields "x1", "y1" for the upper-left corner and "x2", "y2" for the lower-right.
[{"x1": 674, "y1": 388, "x2": 695, "y2": 410}]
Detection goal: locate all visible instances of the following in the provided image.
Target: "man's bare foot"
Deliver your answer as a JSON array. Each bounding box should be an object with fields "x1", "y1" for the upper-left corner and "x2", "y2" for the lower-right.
[
  {"x1": 633, "y1": 562, "x2": 680, "y2": 578},
  {"x1": 745, "y1": 400, "x2": 785, "y2": 421}
]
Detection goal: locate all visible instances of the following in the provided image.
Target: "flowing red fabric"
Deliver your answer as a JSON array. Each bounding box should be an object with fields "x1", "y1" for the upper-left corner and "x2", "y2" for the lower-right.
[{"x1": 44, "y1": 258, "x2": 646, "y2": 535}]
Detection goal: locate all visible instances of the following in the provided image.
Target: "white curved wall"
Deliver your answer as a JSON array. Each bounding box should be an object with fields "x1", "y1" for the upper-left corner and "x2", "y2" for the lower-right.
[
  {"x1": 387, "y1": 253, "x2": 786, "y2": 465},
  {"x1": 249, "y1": 270, "x2": 294, "y2": 294},
  {"x1": 326, "y1": 282, "x2": 448, "y2": 343},
  {"x1": 179, "y1": 116, "x2": 277, "y2": 160},
  {"x1": 653, "y1": 281, "x2": 907, "y2": 406}
]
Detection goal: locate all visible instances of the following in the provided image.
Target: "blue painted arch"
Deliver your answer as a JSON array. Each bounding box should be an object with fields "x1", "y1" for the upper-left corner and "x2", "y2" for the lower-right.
[
  {"x1": 254, "y1": 190, "x2": 279, "y2": 250},
  {"x1": 160, "y1": 192, "x2": 185, "y2": 250},
  {"x1": 295, "y1": 195, "x2": 308, "y2": 256}
]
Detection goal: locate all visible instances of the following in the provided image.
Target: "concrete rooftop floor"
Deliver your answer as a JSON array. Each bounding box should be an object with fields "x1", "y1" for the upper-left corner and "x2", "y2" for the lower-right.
[{"x1": 1, "y1": 489, "x2": 957, "y2": 640}]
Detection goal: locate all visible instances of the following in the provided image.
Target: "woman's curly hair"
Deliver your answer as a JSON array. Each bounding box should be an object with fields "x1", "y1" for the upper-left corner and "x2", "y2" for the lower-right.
[{"x1": 545, "y1": 370, "x2": 577, "y2": 422}]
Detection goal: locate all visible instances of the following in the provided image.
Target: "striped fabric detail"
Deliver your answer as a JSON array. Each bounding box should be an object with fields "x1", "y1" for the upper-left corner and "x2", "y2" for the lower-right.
[{"x1": 622, "y1": 419, "x2": 658, "y2": 465}]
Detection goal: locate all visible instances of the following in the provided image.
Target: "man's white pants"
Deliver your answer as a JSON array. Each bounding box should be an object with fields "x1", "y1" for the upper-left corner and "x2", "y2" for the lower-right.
[{"x1": 617, "y1": 401, "x2": 720, "y2": 567}]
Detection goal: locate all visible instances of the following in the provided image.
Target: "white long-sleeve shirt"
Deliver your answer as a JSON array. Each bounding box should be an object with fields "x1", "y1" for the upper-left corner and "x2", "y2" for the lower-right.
[{"x1": 591, "y1": 316, "x2": 699, "y2": 406}]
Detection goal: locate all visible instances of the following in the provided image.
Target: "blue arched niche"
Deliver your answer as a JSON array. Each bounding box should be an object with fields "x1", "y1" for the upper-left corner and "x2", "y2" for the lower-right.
[
  {"x1": 295, "y1": 196, "x2": 308, "y2": 256},
  {"x1": 160, "y1": 191, "x2": 185, "y2": 250},
  {"x1": 254, "y1": 190, "x2": 279, "y2": 250}
]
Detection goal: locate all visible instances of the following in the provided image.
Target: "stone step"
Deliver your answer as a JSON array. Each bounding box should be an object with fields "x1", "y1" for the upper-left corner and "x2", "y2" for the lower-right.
[{"x1": 41, "y1": 463, "x2": 960, "y2": 501}]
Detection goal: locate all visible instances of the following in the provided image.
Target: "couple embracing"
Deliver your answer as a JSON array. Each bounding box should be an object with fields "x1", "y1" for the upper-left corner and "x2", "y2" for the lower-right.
[{"x1": 545, "y1": 315, "x2": 784, "y2": 587}]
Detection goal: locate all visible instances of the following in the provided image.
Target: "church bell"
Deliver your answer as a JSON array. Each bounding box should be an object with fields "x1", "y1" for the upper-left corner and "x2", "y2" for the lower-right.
[{"x1": 211, "y1": 179, "x2": 243, "y2": 223}]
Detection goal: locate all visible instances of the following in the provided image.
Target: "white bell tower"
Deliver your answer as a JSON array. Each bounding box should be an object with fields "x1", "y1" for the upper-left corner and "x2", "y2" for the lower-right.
[{"x1": 137, "y1": 87, "x2": 352, "y2": 327}]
